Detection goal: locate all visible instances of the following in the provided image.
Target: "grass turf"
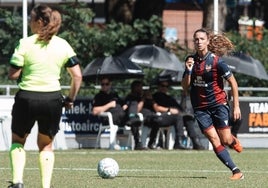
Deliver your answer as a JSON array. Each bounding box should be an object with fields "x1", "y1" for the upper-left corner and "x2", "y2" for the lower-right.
[{"x1": 0, "y1": 149, "x2": 267, "y2": 188}]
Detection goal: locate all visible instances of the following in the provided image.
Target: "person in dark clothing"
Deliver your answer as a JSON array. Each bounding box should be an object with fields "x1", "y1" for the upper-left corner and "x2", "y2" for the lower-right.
[
  {"x1": 148, "y1": 80, "x2": 204, "y2": 150},
  {"x1": 92, "y1": 77, "x2": 126, "y2": 149},
  {"x1": 228, "y1": 90, "x2": 242, "y2": 138},
  {"x1": 140, "y1": 90, "x2": 156, "y2": 125},
  {"x1": 230, "y1": 118, "x2": 242, "y2": 138},
  {"x1": 139, "y1": 89, "x2": 157, "y2": 148},
  {"x1": 124, "y1": 80, "x2": 144, "y2": 150},
  {"x1": 180, "y1": 90, "x2": 207, "y2": 150},
  {"x1": 92, "y1": 78, "x2": 126, "y2": 126}
]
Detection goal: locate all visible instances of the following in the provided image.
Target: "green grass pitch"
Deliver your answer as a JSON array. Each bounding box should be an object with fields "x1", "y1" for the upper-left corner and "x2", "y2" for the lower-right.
[{"x1": 0, "y1": 149, "x2": 267, "y2": 188}]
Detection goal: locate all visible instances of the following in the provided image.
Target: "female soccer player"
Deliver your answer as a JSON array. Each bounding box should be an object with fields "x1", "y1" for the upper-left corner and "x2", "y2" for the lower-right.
[
  {"x1": 181, "y1": 28, "x2": 244, "y2": 180},
  {"x1": 8, "y1": 5, "x2": 82, "y2": 188}
]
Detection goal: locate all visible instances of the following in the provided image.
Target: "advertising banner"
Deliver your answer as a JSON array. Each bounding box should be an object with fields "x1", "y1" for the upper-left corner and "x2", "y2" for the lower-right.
[
  {"x1": 239, "y1": 101, "x2": 268, "y2": 133},
  {"x1": 62, "y1": 98, "x2": 101, "y2": 134},
  {"x1": 61, "y1": 98, "x2": 268, "y2": 134}
]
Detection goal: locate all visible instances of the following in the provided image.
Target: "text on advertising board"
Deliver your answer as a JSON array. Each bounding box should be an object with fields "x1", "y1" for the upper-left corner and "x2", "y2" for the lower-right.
[{"x1": 248, "y1": 102, "x2": 268, "y2": 132}]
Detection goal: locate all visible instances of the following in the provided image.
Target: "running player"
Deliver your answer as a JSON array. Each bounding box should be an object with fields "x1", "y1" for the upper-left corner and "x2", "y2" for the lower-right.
[{"x1": 181, "y1": 28, "x2": 244, "y2": 180}]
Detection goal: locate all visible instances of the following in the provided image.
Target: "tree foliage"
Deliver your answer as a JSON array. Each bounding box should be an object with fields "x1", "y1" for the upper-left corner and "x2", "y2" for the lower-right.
[
  {"x1": 226, "y1": 29, "x2": 268, "y2": 96},
  {"x1": 0, "y1": 8, "x2": 23, "y2": 84},
  {"x1": 203, "y1": 0, "x2": 227, "y2": 32},
  {"x1": 0, "y1": 2, "x2": 268, "y2": 97},
  {"x1": 0, "y1": 3, "x2": 162, "y2": 90},
  {"x1": 56, "y1": 3, "x2": 162, "y2": 68}
]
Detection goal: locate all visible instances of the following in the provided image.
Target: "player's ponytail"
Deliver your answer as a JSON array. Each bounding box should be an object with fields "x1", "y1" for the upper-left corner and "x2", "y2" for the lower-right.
[
  {"x1": 48, "y1": 10, "x2": 62, "y2": 36},
  {"x1": 193, "y1": 28, "x2": 235, "y2": 57},
  {"x1": 208, "y1": 33, "x2": 234, "y2": 56},
  {"x1": 31, "y1": 5, "x2": 61, "y2": 43}
]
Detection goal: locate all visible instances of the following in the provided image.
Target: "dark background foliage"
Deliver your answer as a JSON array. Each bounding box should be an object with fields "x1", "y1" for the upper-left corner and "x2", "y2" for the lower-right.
[{"x1": 0, "y1": 2, "x2": 268, "y2": 97}]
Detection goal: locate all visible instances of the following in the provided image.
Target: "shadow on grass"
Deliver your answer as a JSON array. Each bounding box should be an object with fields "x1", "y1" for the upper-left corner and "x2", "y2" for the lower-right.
[{"x1": 106, "y1": 175, "x2": 207, "y2": 179}]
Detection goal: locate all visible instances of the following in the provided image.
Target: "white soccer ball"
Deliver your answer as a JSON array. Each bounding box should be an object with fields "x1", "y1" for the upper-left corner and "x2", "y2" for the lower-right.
[{"x1": 97, "y1": 158, "x2": 119, "y2": 179}]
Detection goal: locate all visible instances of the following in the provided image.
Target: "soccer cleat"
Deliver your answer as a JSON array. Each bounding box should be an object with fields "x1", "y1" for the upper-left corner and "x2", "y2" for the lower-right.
[
  {"x1": 7, "y1": 181, "x2": 24, "y2": 188},
  {"x1": 230, "y1": 172, "x2": 244, "y2": 180},
  {"x1": 231, "y1": 136, "x2": 243, "y2": 153}
]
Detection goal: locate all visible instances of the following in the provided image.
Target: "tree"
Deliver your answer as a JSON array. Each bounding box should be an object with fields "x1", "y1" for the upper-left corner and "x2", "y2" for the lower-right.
[
  {"x1": 133, "y1": 0, "x2": 166, "y2": 20},
  {"x1": 203, "y1": 0, "x2": 227, "y2": 32},
  {"x1": 0, "y1": 3, "x2": 162, "y2": 87},
  {"x1": 106, "y1": 0, "x2": 166, "y2": 24},
  {"x1": 1, "y1": 2, "x2": 267, "y2": 92},
  {"x1": 105, "y1": 0, "x2": 135, "y2": 24}
]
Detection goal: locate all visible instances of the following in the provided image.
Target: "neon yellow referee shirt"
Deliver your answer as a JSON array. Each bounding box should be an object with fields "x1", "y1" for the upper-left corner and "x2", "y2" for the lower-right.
[{"x1": 10, "y1": 34, "x2": 76, "y2": 92}]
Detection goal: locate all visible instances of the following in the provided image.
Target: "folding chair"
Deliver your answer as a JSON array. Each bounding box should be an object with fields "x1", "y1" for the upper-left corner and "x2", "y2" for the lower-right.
[
  {"x1": 95, "y1": 112, "x2": 144, "y2": 150},
  {"x1": 95, "y1": 112, "x2": 119, "y2": 149},
  {"x1": 141, "y1": 112, "x2": 175, "y2": 150}
]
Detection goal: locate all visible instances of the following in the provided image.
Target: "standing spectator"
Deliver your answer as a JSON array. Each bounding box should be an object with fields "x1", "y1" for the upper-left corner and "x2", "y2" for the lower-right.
[
  {"x1": 181, "y1": 28, "x2": 244, "y2": 180},
  {"x1": 92, "y1": 77, "x2": 126, "y2": 149},
  {"x1": 8, "y1": 5, "x2": 82, "y2": 188},
  {"x1": 148, "y1": 79, "x2": 204, "y2": 150},
  {"x1": 124, "y1": 80, "x2": 144, "y2": 150}
]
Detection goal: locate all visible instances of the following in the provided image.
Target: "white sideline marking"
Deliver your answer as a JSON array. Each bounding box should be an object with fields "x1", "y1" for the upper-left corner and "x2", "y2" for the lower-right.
[{"x1": 0, "y1": 167, "x2": 267, "y2": 174}]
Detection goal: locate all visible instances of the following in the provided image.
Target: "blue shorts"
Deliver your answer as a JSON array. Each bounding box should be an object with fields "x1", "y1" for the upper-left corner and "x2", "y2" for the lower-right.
[
  {"x1": 194, "y1": 104, "x2": 230, "y2": 132},
  {"x1": 11, "y1": 90, "x2": 63, "y2": 138}
]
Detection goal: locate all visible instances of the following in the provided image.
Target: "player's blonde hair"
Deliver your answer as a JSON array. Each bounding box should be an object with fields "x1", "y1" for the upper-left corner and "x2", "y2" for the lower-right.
[{"x1": 193, "y1": 28, "x2": 234, "y2": 56}]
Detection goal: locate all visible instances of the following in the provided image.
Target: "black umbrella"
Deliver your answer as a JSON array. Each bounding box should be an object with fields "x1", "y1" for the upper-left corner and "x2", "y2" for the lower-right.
[
  {"x1": 82, "y1": 56, "x2": 144, "y2": 82},
  {"x1": 222, "y1": 53, "x2": 268, "y2": 80},
  {"x1": 120, "y1": 45, "x2": 184, "y2": 71},
  {"x1": 158, "y1": 69, "x2": 184, "y2": 83}
]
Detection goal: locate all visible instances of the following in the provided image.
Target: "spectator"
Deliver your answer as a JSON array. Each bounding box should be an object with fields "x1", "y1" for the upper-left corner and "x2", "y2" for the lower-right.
[
  {"x1": 141, "y1": 89, "x2": 156, "y2": 126},
  {"x1": 230, "y1": 118, "x2": 242, "y2": 138},
  {"x1": 148, "y1": 79, "x2": 204, "y2": 150},
  {"x1": 8, "y1": 6, "x2": 82, "y2": 188},
  {"x1": 139, "y1": 89, "x2": 157, "y2": 148},
  {"x1": 124, "y1": 80, "x2": 144, "y2": 150},
  {"x1": 92, "y1": 77, "x2": 126, "y2": 149},
  {"x1": 180, "y1": 90, "x2": 206, "y2": 150},
  {"x1": 228, "y1": 90, "x2": 242, "y2": 138}
]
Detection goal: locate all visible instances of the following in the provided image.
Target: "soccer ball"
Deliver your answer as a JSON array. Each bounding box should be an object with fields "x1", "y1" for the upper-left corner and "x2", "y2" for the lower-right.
[{"x1": 97, "y1": 158, "x2": 119, "y2": 179}]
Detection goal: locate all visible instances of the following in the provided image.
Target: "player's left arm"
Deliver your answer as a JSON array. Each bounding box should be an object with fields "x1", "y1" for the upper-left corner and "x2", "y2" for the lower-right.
[
  {"x1": 218, "y1": 58, "x2": 241, "y2": 121},
  {"x1": 227, "y1": 75, "x2": 241, "y2": 121},
  {"x1": 65, "y1": 56, "x2": 82, "y2": 102}
]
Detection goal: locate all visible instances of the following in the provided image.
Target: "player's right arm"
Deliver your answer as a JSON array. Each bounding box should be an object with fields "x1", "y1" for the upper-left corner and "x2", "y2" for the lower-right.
[{"x1": 181, "y1": 56, "x2": 194, "y2": 91}]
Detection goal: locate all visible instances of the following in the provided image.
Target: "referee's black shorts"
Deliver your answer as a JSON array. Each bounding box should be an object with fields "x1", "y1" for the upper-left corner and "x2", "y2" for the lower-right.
[{"x1": 11, "y1": 90, "x2": 63, "y2": 139}]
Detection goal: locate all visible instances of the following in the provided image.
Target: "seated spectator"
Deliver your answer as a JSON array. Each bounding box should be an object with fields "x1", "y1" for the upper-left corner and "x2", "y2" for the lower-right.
[
  {"x1": 141, "y1": 90, "x2": 156, "y2": 126},
  {"x1": 180, "y1": 90, "x2": 206, "y2": 150},
  {"x1": 149, "y1": 79, "x2": 205, "y2": 150},
  {"x1": 139, "y1": 87, "x2": 186, "y2": 149},
  {"x1": 123, "y1": 80, "x2": 144, "y2": 150},
  {"x1": 92, "y1": 77, "x2": 126, "y2": 149}
]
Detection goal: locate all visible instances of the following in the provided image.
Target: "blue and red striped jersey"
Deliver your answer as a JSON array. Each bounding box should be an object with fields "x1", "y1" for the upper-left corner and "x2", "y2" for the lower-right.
[{"x1": 184, "y1": 52, "x2": 232, "y2": 110}]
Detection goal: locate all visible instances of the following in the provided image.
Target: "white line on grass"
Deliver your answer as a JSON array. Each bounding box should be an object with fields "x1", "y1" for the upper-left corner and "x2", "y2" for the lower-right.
[
  {"x1": 0, "y1": 167, "x2": 267, "y2": 174},
  {"x1": 2, "y1": 149, "x2": 268, "y2": 156}
]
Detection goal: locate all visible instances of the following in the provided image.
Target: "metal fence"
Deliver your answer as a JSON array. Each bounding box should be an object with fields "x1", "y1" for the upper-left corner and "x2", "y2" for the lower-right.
[{"x1": 1, "y1": 84, "x2": 268, "y2": 97}]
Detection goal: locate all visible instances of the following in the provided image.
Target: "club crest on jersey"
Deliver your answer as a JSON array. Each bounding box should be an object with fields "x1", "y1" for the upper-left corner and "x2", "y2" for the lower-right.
[{"x1": 205, "y1": 64, "x2": 212, "y2": 72}]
